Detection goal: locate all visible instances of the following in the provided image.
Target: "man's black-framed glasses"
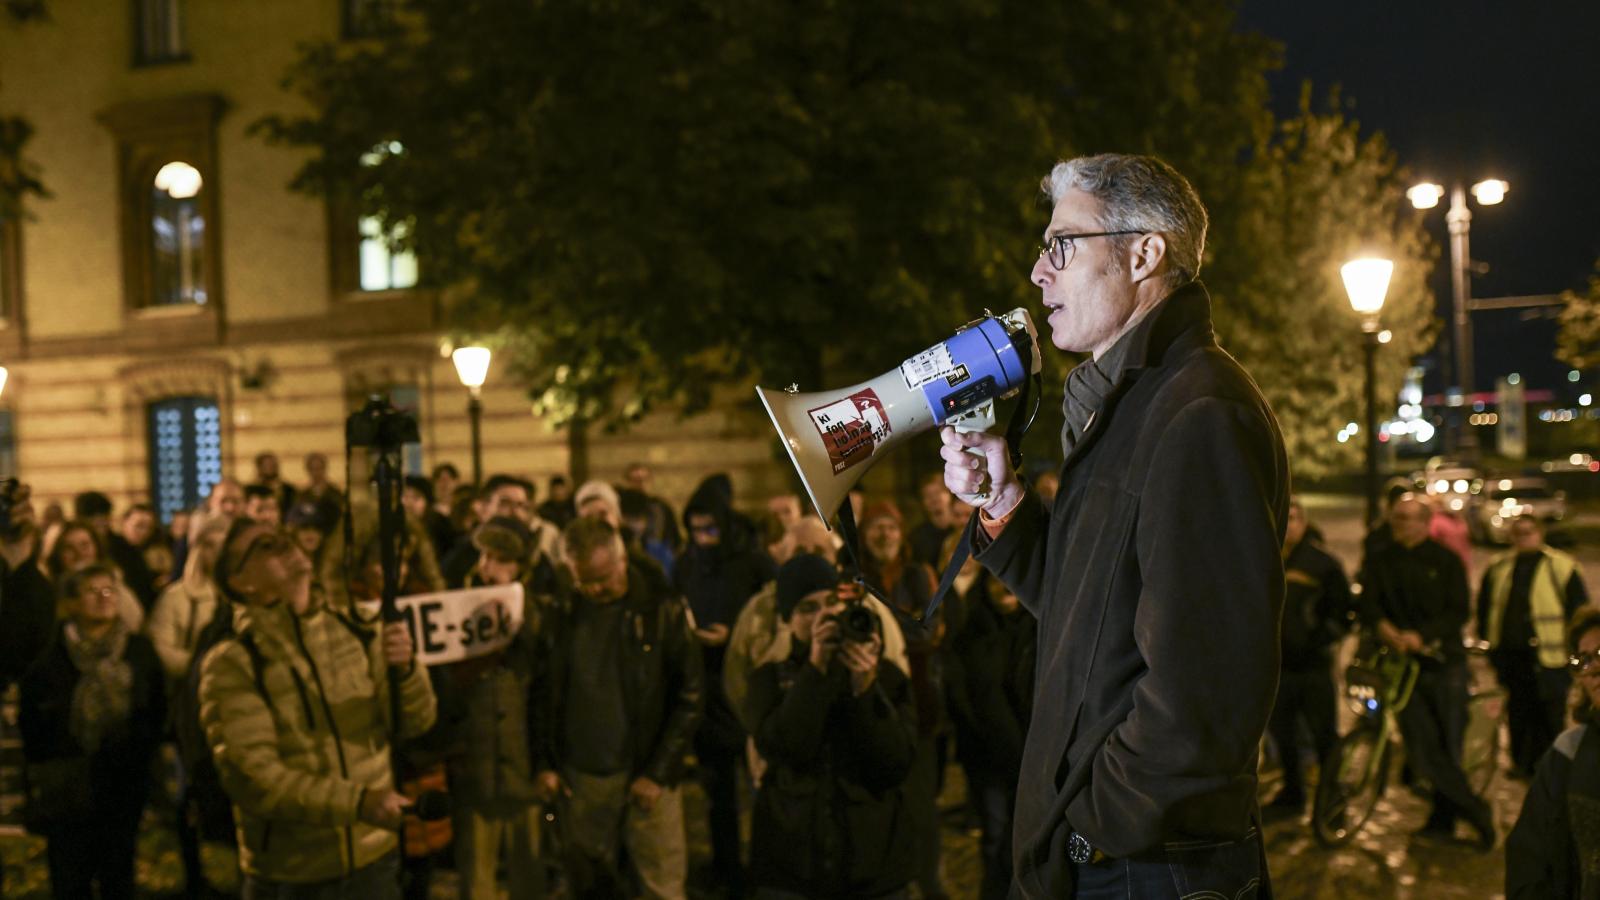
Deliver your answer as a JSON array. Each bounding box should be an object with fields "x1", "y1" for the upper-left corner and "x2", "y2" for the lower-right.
[
  {"x1": 1569, "y1": 650, "x2": 1600, "y2": 674},
  {"x1": 1038, "y1": 230, "x2": 1146, "y2": 271}
]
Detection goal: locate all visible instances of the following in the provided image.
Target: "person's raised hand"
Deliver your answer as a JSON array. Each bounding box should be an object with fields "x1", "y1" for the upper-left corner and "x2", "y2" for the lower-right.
[
  {"x1": 382, "y1": 622, "x2": 415, "y2": 668},
  {"x1": 809, "y1": 616, "x2": 840, "y2": 673}
]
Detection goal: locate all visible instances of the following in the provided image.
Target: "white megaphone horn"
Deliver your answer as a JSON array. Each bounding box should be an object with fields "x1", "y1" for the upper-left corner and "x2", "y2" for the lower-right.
[{"x1": 758, "y1": 309, "x2": 1043, "y2": 528}]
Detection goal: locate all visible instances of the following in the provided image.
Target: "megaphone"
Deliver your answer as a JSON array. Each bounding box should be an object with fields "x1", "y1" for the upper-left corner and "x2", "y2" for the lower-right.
[{"x1": 758, "y1": 309, "x2": 1042, "y2": 527}]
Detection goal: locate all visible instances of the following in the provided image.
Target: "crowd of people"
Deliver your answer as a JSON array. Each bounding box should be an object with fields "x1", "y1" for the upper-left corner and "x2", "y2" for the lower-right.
[{"x1": 0, "y1": 454, "x2": 1038, "y2": 900}]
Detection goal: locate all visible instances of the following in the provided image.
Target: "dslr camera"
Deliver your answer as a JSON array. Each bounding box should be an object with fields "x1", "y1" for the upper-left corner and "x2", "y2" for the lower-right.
[
  {"x1": 346, "y1": 395, "x2": 420, "y2": 450},
  {"x1": 823, "y1": 602, "x2": 878, "y2": 645}
]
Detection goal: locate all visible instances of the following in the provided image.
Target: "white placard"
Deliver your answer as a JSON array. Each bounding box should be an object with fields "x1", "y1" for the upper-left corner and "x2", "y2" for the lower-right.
[{"x1": 359, "y1": 583, "x2": 525, "y2": 667}]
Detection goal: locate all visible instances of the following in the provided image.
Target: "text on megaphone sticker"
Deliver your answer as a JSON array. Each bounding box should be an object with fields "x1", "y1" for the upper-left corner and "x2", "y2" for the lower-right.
[
  {"x1": 900, "y1": 343, "x2": 957, "y2": 391},
  {"x1": 808, "y1": 389, "x2": 892, "y2": 475}
]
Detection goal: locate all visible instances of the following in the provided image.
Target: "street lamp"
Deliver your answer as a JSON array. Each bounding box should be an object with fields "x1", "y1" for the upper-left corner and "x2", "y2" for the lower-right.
[
  {"x1": 451, "y1": 346, "x2": 492, "y2": 488},
  {"x1": 1410, "y1": 177, "x2": 1509, "y2": 456},
  {"x1": 1343, "y1": 257, "x2": 1394, "y2": 526}
]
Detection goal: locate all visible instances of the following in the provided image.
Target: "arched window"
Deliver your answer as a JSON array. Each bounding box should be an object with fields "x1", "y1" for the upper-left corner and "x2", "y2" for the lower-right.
[{"x1": 150, "y1": 160, "x2": 206, "y2": 306}]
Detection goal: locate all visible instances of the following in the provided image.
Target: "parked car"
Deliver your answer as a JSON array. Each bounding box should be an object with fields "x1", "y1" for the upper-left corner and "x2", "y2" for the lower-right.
[
  {"x1": 1412, "y1": 463, "x2": 1482, "y2": 514},
  {"x1": 1467, "y1": 476, "x2": 1567, "y2": 544}
]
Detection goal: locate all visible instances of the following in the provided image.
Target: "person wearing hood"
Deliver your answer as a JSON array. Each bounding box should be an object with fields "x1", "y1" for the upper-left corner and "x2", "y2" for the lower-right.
[{"x1": 674, "y1": 476, "x2": 775, "y2": 895}]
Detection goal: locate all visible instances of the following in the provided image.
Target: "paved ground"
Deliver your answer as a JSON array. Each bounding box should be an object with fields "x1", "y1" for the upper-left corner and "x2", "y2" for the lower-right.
[{"x1": 4, "y1": 492, "x2": 1585, "y2": 898}]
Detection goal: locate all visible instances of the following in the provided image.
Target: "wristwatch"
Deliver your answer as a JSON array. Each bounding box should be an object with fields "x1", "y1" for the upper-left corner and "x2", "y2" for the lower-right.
[{"x1": 1068, "y1": 831, "x2": 1107, "y2": 865}]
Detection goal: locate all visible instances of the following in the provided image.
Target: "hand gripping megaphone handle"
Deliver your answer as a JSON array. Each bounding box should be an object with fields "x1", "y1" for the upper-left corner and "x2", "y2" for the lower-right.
[{"x1": 948, "y1": 401, "x2": 998, "y2": 504}]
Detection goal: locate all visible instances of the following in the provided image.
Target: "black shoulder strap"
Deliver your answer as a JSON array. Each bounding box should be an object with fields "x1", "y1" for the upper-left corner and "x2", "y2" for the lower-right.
[
  {"x1": 329, "y1": 608, "x2": 377, "y2": 646},
  {"x1": 234, "y1": 632, "x2": 276, "y2": 715}
]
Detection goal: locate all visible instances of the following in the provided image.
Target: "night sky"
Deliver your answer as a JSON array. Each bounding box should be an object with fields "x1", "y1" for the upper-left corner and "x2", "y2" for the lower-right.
[{"x1": 1234, "y1": 0, "x2": 1600, "y2": 395}]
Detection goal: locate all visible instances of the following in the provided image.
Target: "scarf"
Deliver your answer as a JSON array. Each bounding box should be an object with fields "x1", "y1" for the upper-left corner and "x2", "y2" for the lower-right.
[
  {"x1": 63, "y1": 620, "x2": 133, "y2": 754},
  {"x1": 1059, "y1": 304, "x2": 1158, "y2": 456}
]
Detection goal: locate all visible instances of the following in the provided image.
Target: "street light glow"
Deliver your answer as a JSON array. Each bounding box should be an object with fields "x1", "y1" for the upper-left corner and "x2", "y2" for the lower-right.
[
  {"x1": 1342, "y1": 258, "x2": 1394, "y2": 316},
  {"x1": 0, "y1": 366, "x2": 8, "y2": 399},
  {"x1": 452, "y1": 346, "x2": 493, "y2": 392},
  {"x1": 1472, "y1": 179, "x2": 1508, "y2": 205},
  {"x1": 1377, "y1": 330, "x2": 1393, "y2": 344},
  {"x1": 1407, "y1": 183, "x2": 1444, "y2": 209}
]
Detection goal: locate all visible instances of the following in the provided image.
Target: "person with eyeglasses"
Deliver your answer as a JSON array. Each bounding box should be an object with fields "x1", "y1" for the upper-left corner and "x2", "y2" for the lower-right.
[
  {"x1": 1507, "y1": 606, "x2": 1600, "y2": 898},
  {"x1": 938, "y1": 154, "x2": 1287, "y2": 898},
  {"x1": 19, "y1": 562, "x2": 166, "y2": 900},
  {"x1": 195, "y1": 517, "x2": 436, "y2": 898}
]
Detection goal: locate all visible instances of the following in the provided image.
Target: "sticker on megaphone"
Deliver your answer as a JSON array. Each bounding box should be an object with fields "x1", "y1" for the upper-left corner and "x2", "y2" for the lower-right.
[{"x1": 757, "y1": 308, "x2": 1042, "y2": 525}]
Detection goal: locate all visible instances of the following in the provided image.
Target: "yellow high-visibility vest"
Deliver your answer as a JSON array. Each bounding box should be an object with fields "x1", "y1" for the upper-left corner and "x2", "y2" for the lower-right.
[{"x1": 1484, "y1": 547, "x2": 1578, "y2": 669}]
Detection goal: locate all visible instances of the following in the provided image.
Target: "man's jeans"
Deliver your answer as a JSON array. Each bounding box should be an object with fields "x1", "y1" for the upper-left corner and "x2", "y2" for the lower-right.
[
  {"x1": 242, "y1": 850, "x2": 401, "y2": 900},
  {"x1": 565, "y1": 769, "x2": 688, "y2": 900},
  {"x1": 1070, "y1": 830, "x2": 1262, "y2": 899}
]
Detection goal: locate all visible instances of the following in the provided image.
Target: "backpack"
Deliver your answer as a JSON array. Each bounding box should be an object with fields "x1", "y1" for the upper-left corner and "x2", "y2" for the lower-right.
[
  {"x1": 173, "y1": 597, "x2": 271, "y2": 841},
  {"x1": 174, "y1": 598, "x2": 378, "y2": 841}
]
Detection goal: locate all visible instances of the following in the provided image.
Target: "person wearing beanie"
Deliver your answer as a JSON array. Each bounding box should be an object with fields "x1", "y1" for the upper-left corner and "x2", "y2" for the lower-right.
[{"x1": 746, "y1": 554, "x2": 918, "y2": 899}]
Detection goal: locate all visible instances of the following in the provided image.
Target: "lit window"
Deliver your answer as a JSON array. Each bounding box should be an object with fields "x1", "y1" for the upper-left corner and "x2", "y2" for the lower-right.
[
  {"x1": 358, "y1": 215, "x2": 418, "y2": 291},
  {"x1": 148, "y1": 396, "x2": 222, "y2": 523},
  {"x1": 150, "y1": 161, "x2": 207, "y2": 306},
  {"x1": 136, "y1": 0, "x2": 186, "y2": 64}
]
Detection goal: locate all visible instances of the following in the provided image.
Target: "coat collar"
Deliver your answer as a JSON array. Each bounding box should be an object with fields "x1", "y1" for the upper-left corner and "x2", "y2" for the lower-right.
[{"x1": 1057, "y1": 280, "x2": 1217, "y2": 472}]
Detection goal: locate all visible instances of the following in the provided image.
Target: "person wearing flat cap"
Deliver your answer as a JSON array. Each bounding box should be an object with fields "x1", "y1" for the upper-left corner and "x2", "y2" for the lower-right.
[{"x1": 745, "y1": 554, "x2": 918, "y2": 900}]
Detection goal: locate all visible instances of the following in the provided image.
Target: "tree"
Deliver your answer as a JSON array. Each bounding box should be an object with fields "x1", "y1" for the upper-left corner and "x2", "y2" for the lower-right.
[
  {"x1": 1205, "y1": 89, "x2": 1436, "y2": 480},
  {"x1": 258, "y1": 0, "x2": 1433, "y2": 483},
  {"x1": 256, "y1": 0, "x2": 1275, "y2": 421},
  {"x1": 1557, "y1": 260, "x2": 1600, "y2": 370}
]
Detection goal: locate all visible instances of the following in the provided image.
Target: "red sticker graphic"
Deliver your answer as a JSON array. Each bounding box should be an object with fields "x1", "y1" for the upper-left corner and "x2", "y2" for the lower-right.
[{"x1": 807, "y1": 389, "x2": 892, "y2": 475}]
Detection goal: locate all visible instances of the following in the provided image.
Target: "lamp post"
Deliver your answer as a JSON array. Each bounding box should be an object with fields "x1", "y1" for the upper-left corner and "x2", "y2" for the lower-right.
[
  {"x1": 1407, "y1": 178, "x2": 1508, "y2": 456},
  {"x1": 1343, "y1": 258, "x2": 1394, "y2": 526},
  {"x1": 451, "y1": 346, "x2": 492, "y2": 488}
]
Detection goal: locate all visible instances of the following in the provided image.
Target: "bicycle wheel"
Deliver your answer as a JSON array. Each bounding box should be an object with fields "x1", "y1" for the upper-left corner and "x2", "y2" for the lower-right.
[{"x1": 1313, "y1": 727, "x2": 1389, "y2": 847}]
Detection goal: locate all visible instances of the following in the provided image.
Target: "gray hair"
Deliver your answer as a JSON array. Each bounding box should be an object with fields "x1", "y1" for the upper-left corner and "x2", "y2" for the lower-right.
[{"x1": 1042, "y1": 154, "x2": 1208, "y2": 289}]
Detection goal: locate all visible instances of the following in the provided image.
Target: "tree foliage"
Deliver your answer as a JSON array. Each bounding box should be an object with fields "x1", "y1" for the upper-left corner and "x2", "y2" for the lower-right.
[
  {"x1": 1557, "y1": 260, "x2": 1600, "y2": 371},
  {"x1": 1206, "y1": 89, "x2": 1436, "y2": 479},
  {"x1": 257, "y1": 0, "x2": 1434, "y2": 479}
]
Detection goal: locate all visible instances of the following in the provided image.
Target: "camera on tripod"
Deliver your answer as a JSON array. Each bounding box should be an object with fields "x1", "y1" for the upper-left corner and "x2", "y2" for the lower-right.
[{"x1": 346, "y1": 396, "x2": 420, "y2": 450}]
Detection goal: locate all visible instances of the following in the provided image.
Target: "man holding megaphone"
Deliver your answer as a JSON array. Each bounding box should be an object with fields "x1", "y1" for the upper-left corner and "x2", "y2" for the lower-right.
[{"x1": 941, "y1": 154, "x2": 1288, "y2": 899}]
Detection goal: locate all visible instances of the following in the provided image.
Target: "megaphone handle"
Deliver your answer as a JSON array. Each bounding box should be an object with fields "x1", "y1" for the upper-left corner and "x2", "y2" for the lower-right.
[{"x1": 950, "y1": 401, "x2": 998, "y2": 505}]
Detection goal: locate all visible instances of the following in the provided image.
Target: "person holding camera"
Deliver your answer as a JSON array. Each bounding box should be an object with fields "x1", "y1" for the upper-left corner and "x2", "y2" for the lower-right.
[
  {"x1": 197, "y1": 516, "x2": 437, "y2": 898},
  {"x1": 745, "y1": 554, "x2": 918, "y2": 900}
]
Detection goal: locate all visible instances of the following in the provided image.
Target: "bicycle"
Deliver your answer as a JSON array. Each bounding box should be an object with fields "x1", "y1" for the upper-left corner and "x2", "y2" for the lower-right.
[
  {"x1": 1460, "y1": 638, "x2": 1506, "y2": 796},
  {"x1": 1311, "y1": 636, "x2": 1436, "y2": 847}
]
